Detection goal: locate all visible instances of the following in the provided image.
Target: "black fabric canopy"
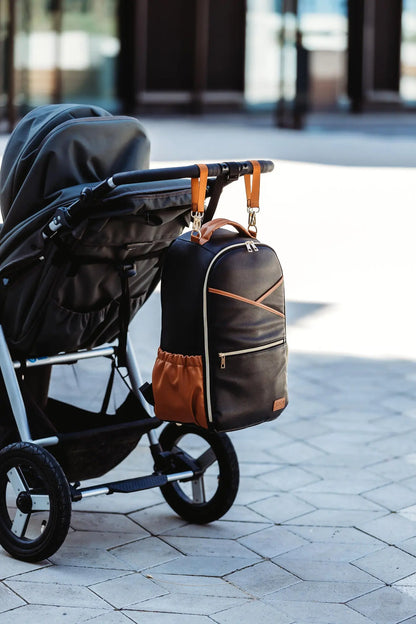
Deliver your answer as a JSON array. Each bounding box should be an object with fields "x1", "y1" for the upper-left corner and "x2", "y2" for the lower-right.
[{"x1": 0, "y1": 104, "x2": 150, "y2": 236}]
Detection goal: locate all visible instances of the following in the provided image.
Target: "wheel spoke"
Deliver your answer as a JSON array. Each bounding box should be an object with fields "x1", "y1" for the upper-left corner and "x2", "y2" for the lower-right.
[
  {"x1": 196, "y1": 447, "x2": 216, "y2": 471},
  {"x1": 7, "y1": 468, "x2": 28, "y2": 497},
  {"x1": 11, "y1": 510, "x2": 30, "y2": 538},
  {"x1": 31, "y1": 495, "x2": 50, "y2": 511},
  {"x1": 191, "y1": 477, "x2": 206, "y2": 503}
]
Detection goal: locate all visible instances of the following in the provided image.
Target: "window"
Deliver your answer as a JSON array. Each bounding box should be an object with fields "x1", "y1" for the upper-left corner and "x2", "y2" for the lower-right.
[
  {"x1": 13, "y1": 0, "x2": 119, "y2": 110},
  {"x1": 401, "y1": 0, "x2": 416, "y2": 103}
]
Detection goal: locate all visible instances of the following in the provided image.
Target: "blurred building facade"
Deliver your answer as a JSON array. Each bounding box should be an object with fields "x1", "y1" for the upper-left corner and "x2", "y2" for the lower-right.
[{"x1": 0, "y1": 0, "x2": 415, "y2": 130}]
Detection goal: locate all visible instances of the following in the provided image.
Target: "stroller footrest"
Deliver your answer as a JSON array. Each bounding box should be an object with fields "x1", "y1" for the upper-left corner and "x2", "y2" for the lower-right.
[
  {"x1": 74, "y1": 469, "x2": 196, "y2": 500},
  {"x1": 106, "y1": 474, "x2": 168, "y2": 493}
]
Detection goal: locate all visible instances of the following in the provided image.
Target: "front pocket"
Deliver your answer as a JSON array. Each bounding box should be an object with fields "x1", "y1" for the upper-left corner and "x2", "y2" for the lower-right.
[
  {"x1": 218, "y1": 339, "x2": 285, "y2": 369},
  {"x1": 209, "y1": 341, "x2": 288, "y2": 432},
  {"x1": 152, "y1": 347, "x2": 207, "y2": 428}
]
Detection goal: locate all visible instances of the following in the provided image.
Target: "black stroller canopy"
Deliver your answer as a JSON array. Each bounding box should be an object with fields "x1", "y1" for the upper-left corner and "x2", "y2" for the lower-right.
[{"x1": 0, "y1": 104, "x2": 150, "y2": 235}]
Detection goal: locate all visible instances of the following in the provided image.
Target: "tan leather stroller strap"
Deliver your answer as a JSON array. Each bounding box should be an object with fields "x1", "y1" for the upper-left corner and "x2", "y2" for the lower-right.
[
  {"x1": 191, "y1": 164, "x2": 209, "y2": 213},
  {"x1": 244, "y1": 160, "x2": 261, "y2": 208}
]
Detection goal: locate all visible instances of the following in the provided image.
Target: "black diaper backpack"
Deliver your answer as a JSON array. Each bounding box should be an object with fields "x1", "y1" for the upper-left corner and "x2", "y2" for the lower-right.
[{"x1": 151, "y1": 164, "x2": 288, "y2": 432}]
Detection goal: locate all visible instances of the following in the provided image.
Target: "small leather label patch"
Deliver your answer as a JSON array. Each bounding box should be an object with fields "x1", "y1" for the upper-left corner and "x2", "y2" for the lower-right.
[{"x1": 273, "y1": 397, "x2": 286, "y2": 412}]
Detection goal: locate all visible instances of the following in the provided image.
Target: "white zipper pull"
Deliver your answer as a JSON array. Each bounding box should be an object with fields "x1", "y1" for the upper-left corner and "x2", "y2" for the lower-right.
[
  {"x1": 245, "y1": 241, "x2": 253, "y2": 253},
  {"x1": 251, "y1": 242, "x2": 258, "y2": 252},
  {"x1": 219, "y1": 354, "x2": 226, "y2": 369}
]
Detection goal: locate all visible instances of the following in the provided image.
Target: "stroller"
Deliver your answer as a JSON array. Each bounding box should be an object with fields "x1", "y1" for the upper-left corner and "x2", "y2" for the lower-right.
[{"x1": 0, "y1": 104, "x2": 274, "y2": 562}]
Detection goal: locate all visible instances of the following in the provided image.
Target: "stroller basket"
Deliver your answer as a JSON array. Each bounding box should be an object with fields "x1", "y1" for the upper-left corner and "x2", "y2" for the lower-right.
[{"x1": 0, "y1": 105, "x2": 275, "y2": 563}]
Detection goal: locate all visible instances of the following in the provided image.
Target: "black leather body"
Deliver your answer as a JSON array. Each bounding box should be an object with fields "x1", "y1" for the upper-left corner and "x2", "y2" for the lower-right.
[{"x1": 160, "y1": 228, "x2": 288, "y2": 431}]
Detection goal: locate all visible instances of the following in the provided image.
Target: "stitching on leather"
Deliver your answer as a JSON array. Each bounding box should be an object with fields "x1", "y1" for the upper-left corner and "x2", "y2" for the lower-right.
[
  {"x1": 256, "y1": 276, "x2": 284, "y2": 303},
  {"x1": 208, "y1": 287, "x2": 285, "y2": 319}
]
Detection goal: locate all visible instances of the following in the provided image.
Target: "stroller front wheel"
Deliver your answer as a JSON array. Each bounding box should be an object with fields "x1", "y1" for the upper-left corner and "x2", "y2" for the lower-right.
[
  {"x1": 0, "y1": 442, "x2": 71, "y2": 562},
  {"x1": 158, "y1": 423, "x2": 239, "y2": 524}
]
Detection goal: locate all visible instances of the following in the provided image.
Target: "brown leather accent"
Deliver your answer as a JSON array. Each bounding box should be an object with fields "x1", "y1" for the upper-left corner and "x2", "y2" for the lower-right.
[
  {"x1": 208, "y1": 287, "x2": 285, "y2": 318},
  {"x1": 194, "y1": 218, "x2": 255, "y2": 246},
  {"x1": 273, "y1": 397, "x2": 286, "y2": 411},
  {"x1": 244, "y1": 160, "x2": 261, "y2": 208},
  {"x1": 256, "y1": 276, "x2": 284, "y2": 303},
  {"x1": 152, "y1": 347, "x2": 208, "y2": 428},
  {"x1": 191, "y1": 163, "x2": 208, "y2": 214}
]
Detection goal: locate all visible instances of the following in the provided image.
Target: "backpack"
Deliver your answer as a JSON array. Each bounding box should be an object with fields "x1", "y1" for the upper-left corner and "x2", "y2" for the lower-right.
[{"x1": 152, "y1": 165, "x2": 288, "y2": 432}]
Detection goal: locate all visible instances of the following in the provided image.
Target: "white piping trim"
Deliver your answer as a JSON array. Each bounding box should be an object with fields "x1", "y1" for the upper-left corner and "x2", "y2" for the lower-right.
[{"x1": 202, "y1": 243, "x2": 252, "y2": 423}]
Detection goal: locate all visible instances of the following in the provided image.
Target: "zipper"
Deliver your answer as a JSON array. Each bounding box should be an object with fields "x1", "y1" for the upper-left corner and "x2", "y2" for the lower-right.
[
  {"x1": 245, "y1": 241, "x2": 258, "y2": 253},
  {"x1": 219, "y1": 339, "x2": 284, "y2": 369}
]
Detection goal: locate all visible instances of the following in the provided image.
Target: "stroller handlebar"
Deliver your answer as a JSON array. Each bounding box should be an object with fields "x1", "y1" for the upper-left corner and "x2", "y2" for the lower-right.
[
  {"x1": 109, "y1": 159, "x2": 274, "y2": 189},
  {"x1": 43, "y1": 160, "x2": 274, "y2": 238}
]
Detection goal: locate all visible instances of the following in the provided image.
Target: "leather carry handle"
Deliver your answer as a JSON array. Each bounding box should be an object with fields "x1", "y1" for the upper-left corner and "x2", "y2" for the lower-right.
[{"x1": 191, "y1": 218, "x2": 256, "y2": 245}]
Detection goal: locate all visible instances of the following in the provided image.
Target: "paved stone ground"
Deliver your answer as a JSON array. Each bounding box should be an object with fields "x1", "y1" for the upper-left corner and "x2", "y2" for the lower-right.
[{"x1": 0, "y1": 112, "x2": 416, "y2": 623}]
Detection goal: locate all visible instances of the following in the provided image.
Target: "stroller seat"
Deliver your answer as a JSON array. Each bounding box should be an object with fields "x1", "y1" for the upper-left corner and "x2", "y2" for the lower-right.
[{"x1": 0, "y1": 104, "x2": 193, "y2": 359}]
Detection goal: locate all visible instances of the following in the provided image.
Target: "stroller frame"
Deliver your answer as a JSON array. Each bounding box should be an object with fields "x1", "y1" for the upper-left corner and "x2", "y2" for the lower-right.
[
  {"x1": 0, "y1": 160, "x2": 273, "y2": 562},
  {"x1": 0, "y1": 328, "x2": 194, "y2": 492}
]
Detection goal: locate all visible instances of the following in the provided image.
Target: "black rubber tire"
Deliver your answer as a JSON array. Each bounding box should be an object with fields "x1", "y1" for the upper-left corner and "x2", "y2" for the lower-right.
[
  {"x1": 0, "y1": 442, "x2": 72, "y2": 562},
  {"x1": 158, "y1": 423, "x2": 239, "y2": 524}
]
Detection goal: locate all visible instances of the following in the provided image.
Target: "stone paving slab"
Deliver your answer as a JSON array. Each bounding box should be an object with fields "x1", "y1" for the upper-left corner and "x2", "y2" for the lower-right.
[
  {"x1": 347, "y1": 586, "x2": 416, "y2": 624},
  {"x1": 125, "y1": 614, "x2": 216, "y2": 624},
  {"x1": 0, "y1": 605, "x2": 110, "y2": 624},
  {"x1": 224, "y1": 560, "x2": 299, "y2": 596},
  {"x1": 5, "y1": 579, "x2": 110, "y2": 609},
  {"x1": 89, "y1": 572, "x2": 168, "y2": 608},
  {"x1": 268, "y1": 580, "x2": 383, "y2": 604},
  {"x1": 264, "y1": 599, "x2": 376, "y2": 624},
  {"x1": 210, "y1": 600, "x2": 294, "y2": 624},
  {"x1": 0, "y1": 582, "x2": 26, "y2": 612},
  {"x1": 352, "y1": 546, "x2": 416, "y2": 584}
]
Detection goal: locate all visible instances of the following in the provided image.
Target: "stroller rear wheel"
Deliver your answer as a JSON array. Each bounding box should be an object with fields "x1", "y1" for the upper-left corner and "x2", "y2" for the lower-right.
[
  {"x1": 158, "y1": 423, "x2": 239, "y2": 524},
  {"x1": 0, "y1": 442, "x2": 71, "y2": 562}
]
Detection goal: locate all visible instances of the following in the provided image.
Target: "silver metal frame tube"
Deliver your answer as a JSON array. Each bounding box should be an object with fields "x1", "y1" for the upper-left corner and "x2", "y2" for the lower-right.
[
  {"x1": 77, "y1": 487, "x2": 110, "y2": 498},
  {"x1": 13, "y1": 346, "x2": 115, "y2": 369},
  {"x1": 0, "y1": 325, "x2": 32, "y2": 442},
  {"x1": 125, "y1": 334, "x2": 159, "y2": 445},
  {"x1": 126, "y1": 333, "x2": 154, "y2": 417},
  {"x1": 166, "y1": 471, "x2": 194, "y2": 482},
  {"x1": 32, "y1": 436, "x2": 60, "y2": 447},
  {"x1": 126, "y1": 334, "x2": 158, "y2": 444}
]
